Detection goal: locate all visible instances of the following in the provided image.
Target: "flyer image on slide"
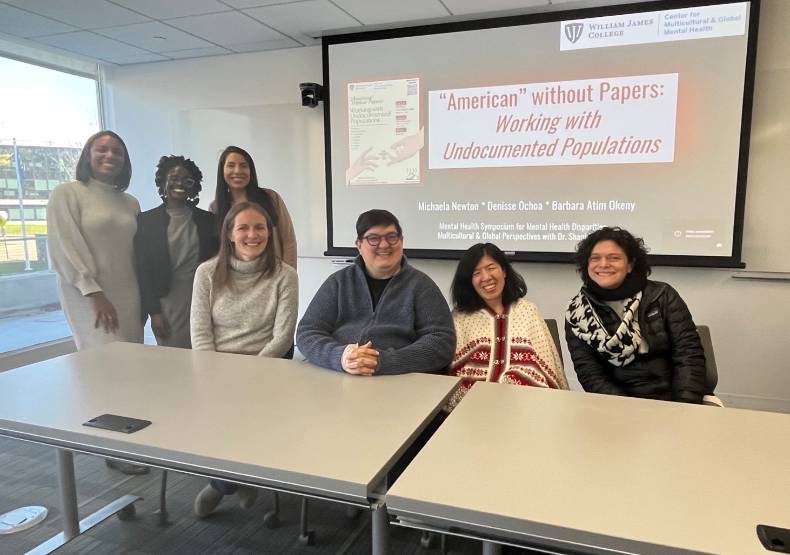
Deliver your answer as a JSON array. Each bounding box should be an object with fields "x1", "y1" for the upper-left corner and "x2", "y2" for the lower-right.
[{"x1": 346, "y1": 78, "x2": 422, "y2": 185}]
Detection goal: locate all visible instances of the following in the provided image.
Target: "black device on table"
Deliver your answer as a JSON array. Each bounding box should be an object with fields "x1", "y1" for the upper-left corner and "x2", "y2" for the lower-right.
[{"x1": 83, "y1": 414, "x2": 151, "y2": 434}]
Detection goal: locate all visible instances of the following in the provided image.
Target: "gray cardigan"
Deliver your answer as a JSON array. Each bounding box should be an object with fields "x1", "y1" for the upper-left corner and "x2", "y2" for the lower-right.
[{"x1": 296, "y1": 257, "x2": 455, "y2": 374}]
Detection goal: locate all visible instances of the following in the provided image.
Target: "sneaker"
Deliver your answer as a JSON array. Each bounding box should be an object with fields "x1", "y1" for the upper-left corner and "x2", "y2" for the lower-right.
[
  {"x1": 105, "y1": 459, "x2": 150, "y2": 475},
  {"x1": 194, "y1": 484, "x2": 223, "y2": 518},
  {"x1": 237, "y1": 486, "x2": 259, "y2": 510}
]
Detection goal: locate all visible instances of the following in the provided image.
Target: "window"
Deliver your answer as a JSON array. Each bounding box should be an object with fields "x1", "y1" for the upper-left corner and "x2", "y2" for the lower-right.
[{"x1": 0, "y1": 56, "x2": 99, "y2": 354}]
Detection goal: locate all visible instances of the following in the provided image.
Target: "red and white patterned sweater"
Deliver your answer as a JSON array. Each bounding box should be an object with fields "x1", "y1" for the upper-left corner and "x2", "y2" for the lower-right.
[{"x1": 448, "y1": 298, "x2": 568, "y2": 409}]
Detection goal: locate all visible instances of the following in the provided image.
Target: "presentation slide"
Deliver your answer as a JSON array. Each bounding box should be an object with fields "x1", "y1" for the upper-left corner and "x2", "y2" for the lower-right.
[{"x1": 324, "y1": 1, "x2": 755, "y2": 263}]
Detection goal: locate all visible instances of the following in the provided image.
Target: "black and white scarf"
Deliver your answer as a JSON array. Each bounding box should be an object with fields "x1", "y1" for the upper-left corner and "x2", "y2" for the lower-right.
[{"x1": 565, "y1": 290, "x2": 643, "y2": 367}]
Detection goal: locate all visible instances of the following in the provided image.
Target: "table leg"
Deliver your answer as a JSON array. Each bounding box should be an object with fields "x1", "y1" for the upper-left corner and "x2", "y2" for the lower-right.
[
  {"x1": 371, "y1": 503, "x2": 389, "y2": 555},
  {"x1": 56, "y1": 449, "x2": 80, "y2": 539},
  {"x1": 27, "y1": 449, "x2": 140, "y2": 555},
  {"x1": 482, "y1": 540, "x2": 502, "y2": 555}
]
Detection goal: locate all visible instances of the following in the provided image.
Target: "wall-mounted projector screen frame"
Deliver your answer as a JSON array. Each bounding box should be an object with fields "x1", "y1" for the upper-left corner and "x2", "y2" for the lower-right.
[{"x1": 322, "y1": 0, "x2": 760, "y2": 267}]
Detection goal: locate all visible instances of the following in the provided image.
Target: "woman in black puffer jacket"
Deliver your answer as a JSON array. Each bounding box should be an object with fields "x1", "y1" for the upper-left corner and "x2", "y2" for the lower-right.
[{"x1": 565, "y1": 227, "x2": 707, "y2": 403}]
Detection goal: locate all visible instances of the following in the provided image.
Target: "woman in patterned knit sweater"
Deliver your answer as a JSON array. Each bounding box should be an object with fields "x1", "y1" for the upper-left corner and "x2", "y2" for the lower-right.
[
  {"x1": 447, "y1": 243, "x2": 568, "y2": 409},
  {"x1": 191, "y1": 201, "x2": 297, "y2": 517}
]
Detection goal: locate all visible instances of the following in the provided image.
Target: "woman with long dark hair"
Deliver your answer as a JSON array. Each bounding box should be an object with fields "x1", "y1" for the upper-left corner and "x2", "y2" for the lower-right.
[
  {"x1": 48, "y1": 130, "x2": 142, "y2": 350},
  {"x1": 190, "y1": 201, "x2": 297, "y2": 517},
  {"x1": 448, "y1": 243, "x2": 567, "y2": 409},
  {"x1": 48, "y1": 131, "x2": 148, "y2": 475},
  {"x1": 134, "y1": 155, "x2": 218, "y2": 348},
  {"x1": 211, "y1": 146, "x2": 296, "y2": 268},
  {"x1": 565, "y1": 227, "x2": 706, "y2": 403}
]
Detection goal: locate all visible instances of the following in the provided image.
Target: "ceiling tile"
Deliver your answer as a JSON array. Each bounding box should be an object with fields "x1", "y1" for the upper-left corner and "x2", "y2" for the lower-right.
[
  {"x1": 3, "y1": 0, "x2": 149, "y2": 28},
  {"x1": 167, "y1": 11, "x2": 285, "y2": 47},
  {"x1": 244, "y1": 0, "x2": 360, "y2": 40},
  {"x1": 161, "y1": 45, "x2": 232, "y2": 59},
  {"x1": 95, "y1": 21, "x2": 214, "y2": 52},
  {"x1": 105, "y1": 52, "x2": 169, "y2": 65},
  {"x1": 0, "y1": 4, "x2": 77, "y2": 37},
  {"x1": 36, "y1": 31, "x2": 151, "y2": 59},
  {"x1": 110, "y1": 0, "x2": 230, "y2": 20},
  {"x1": 331, "y1": 0, "x2": 449, "y2": 26},
  {"x1": 220, "y1": 0, "x2": 298, "y2": 8},
  {"x1": 441, "y1": 0, "x2": 547, "y2": 16},
  {"x1": 0, "y1": 0, "x2": 649, "y2": 62},
  {"x1": 230, "y1": 37, "x2": 301, "y2": 52}
]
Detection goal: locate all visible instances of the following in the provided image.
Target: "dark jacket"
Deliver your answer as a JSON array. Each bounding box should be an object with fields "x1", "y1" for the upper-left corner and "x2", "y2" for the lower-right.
[
  {"x1": 134, "y1": 203, "x2": 219, "y2": 318},
  {"x1": 565, "y1": 280, "x2": 707, "y2": 403}
]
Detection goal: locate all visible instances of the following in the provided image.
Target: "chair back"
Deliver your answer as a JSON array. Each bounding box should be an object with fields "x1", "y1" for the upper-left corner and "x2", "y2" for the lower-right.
[
  {"x1": 544, "y1": 319, "x2": 563, "y2": 366},
  {"x1": 697, "y1": 325, "x2": 717, "y2": 393}
]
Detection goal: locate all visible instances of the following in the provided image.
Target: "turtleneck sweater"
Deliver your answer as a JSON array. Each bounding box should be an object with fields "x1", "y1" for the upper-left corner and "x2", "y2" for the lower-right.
[
  {"x1": 190, "y1": 255, "x2": 298, "y2": 357},
  {"x1": 47, "y1": 178, "x2": 142, "y2": 350}
]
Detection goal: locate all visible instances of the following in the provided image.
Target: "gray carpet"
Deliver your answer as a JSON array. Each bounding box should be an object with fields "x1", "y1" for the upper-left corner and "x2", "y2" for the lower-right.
[{"x1": 0, "y1": 437, "x2": 486, "y2": 554}]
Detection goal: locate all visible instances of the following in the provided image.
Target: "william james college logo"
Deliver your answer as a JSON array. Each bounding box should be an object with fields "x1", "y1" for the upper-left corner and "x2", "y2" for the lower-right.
[{"x1": 564, "y1": 23, "x2": 584, "y2": 44}]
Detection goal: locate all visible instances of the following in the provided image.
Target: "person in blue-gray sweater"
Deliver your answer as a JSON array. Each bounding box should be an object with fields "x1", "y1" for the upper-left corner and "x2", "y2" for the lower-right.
[{"x1": 297, "y1": 209, "x2": 455, "y2": 375}]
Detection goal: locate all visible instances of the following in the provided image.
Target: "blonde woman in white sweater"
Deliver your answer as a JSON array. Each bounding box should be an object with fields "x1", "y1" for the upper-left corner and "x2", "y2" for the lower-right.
[{"x1": 190, "y1": 201, "x2": 297, "y2": 517}]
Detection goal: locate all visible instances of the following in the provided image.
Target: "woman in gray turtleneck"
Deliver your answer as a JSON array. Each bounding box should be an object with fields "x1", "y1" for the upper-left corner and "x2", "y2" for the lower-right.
[{"x1": 190, "y1": 200, "x2": 297, "y2": 517}]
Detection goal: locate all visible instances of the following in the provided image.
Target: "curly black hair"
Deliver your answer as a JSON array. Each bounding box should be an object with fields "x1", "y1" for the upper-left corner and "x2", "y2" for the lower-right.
[
  {"x1": 573, "y1": 226, "x2": 651, "y2": 285},
  {"x1": 155, "y1": 155, "x2": 203, "y2": 205}
]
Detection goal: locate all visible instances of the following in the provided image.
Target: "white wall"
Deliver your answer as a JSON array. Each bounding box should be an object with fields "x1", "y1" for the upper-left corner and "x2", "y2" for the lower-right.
[{"x1": 103, "y1": 0, "x2": 790, "y2": 412}]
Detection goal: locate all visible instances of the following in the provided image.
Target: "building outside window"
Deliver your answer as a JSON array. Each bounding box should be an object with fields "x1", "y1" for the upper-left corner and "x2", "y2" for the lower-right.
[{"x1": 0, "y1": 56, "x2": 99, "y2": 354}]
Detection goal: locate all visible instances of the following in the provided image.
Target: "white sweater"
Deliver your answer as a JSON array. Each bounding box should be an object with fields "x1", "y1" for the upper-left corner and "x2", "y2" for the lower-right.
[
  {"x1": 47, "y1": 179, "x2": 142, "y2": 350},
  {"x1": 190, "y1": 256, "x2": 298, "y2": 357}
]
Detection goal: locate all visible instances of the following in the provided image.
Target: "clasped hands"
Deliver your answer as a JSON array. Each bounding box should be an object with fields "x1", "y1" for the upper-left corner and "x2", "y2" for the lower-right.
[{"x1": 341, "y1": 341, "x2": 380, "y2": 376}]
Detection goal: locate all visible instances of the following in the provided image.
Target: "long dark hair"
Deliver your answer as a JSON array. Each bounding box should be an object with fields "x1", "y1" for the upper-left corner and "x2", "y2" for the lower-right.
[
  {"x1": 155, "y1": 155, "x2": 203, "y2": 205},
  {"x1": 212, "y1": 201, "x2": 278, "y2": 293},
  {"x1": 214, "y1": 146, "x2": 279, "y2": 232},
  {"x1": 75, "y1": 130, "x2": 132, "y2": 191},
  {"x1": 451, "y1": 243, "x2": 527, "y2": 313},
  {"x1": 573, "y1": 226, "x2": 651, "y2": 286}
]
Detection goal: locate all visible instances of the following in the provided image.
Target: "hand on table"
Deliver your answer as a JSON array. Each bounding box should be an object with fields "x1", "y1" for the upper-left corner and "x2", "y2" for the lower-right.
[{"x1": 341, "y1": 341, "x2": 379, "y2": 376}]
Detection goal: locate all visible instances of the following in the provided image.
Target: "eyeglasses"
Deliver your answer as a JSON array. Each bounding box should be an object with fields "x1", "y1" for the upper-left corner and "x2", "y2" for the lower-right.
[
  {"x1": 361, "y1": 232, "x2": 401, "y2": 247},
  {"x1": 166, "y1": 176, "x2": 195, "y2": 187}
]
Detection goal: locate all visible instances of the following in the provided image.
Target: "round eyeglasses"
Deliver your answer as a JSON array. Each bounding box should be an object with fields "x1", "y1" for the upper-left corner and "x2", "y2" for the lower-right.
[{"x1": 361, "y1": 232, "x2": 402, "y2": 247}]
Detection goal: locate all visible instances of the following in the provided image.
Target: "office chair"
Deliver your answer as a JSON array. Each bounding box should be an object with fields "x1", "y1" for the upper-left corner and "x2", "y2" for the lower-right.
[
  {"x1": 697, "y1": 325, "x2": 724, "y2": 407},
  {"x1": 544, "y1": 318, "x2": 563, "y2": 366}
]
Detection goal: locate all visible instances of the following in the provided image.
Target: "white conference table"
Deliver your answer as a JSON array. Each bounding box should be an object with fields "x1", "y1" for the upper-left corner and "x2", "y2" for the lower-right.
[
  {"x1": 386, "y1": 382, "x2": 790, "y2": 554},
  {"x1": 0, "y1": 342, "x2": 459, "y2": 554}
]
